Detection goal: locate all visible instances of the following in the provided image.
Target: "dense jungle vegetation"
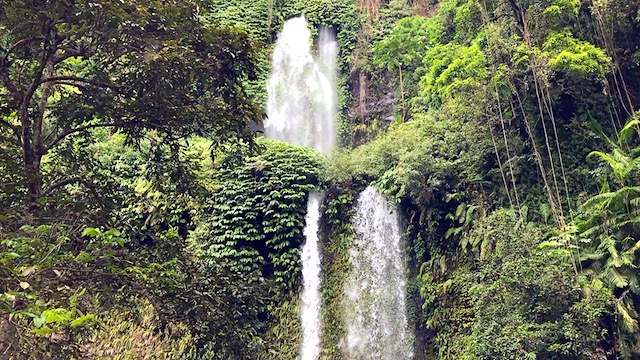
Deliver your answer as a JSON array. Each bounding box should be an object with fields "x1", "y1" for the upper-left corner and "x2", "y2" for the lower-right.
[{"x1": 1, "y1": 0, "x2": 640, "y2": 359}]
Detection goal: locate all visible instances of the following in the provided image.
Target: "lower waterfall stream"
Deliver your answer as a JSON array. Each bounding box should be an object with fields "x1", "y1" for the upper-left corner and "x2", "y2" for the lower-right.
[
  {"x1": 300, "y1": 193, "x2": 322, "y2": 360},
  {"x1": 344, "y1": 186, "x2": 413, "y2": 359}
]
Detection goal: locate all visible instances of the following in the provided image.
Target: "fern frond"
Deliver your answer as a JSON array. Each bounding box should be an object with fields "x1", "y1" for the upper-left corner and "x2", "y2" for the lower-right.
[
  {"x1": 617, "y1": 297, "x2": 640, "y2": 333},
  {"x1": 603, "y1": 267, "x2": 629, "y2": 288},
  {"x1": 582, "y1": 191, "x2": 616, "y2": 210},
  {"x1": 579, "y1": 250, "x2": 605, "y2": 262},
  {"x1": 590, "y1": 118, "x2": 618, "y2": 148},
  {"x1": 619, "y1": 119, "x2": 640, "y2": 145}
]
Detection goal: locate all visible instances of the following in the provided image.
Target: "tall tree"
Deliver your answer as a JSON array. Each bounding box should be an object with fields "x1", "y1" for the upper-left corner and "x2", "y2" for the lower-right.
[{"x1": 0, "y1": 0, "x2": 262, "y2": 201}]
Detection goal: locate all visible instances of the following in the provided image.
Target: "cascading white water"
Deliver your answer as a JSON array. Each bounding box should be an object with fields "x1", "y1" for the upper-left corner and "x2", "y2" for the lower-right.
[
  {"x1": 265, "y1": 16, "x2": 337, "y2": 360},
  {"x1": 300, "y1": 193, "x2": 322, "y2": 360},
  {"x1": 265, "y1": 16, "x2": 336, "y2": 154},
  {"x1": 316, "y1": 25, "x2": 337, "y2": 149},
  {"x1": 345, "y1": 186, "x2": 413, "y2": 360}
]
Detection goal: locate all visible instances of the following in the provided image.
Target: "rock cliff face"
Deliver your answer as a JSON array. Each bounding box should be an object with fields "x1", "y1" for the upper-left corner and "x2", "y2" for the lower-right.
[
  {"x1": 343, "y1": 0, "x2": 441, "y2": 146},
  {"x1": 346, "y1": 67, "x2": 396, "y2": 146}
]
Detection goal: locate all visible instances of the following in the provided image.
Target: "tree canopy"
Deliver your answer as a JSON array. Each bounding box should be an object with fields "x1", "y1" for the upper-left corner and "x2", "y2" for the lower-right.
[{"x1": 0, "y1": 0, "x2": 261, "y2": 201}]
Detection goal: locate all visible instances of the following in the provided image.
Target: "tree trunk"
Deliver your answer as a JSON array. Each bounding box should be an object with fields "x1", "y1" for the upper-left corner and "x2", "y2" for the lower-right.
[
  {"x1": 399, "y1": 66, "x2": 406, "y2": 123},
  {"x1": 24, "y1": 155, "x2": 42, "y2": 201},
  {"x1": 20, "y1": 104, "x2": 42, "y2": 201},
  {"x1": 21, "y1": 59, "x2": 53, "y2": 202}
]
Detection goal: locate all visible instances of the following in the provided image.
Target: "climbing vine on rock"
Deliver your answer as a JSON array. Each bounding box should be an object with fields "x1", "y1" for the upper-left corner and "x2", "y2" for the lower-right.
[{"x1": 197, "y1": 138, "x2": 323, "y2": 291}]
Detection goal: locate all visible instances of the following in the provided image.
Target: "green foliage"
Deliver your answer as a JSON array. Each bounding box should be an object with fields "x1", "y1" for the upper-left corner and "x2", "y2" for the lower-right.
[
  {"x1": 543, "y1": 30, "x2": 611, "y2": 79},
  {"x1": 0, "y1": 224, "x2": 107, "y2": 358},
  {"x1": 374, "y1": 16, "x2": 436, "y2": 72},
  {"x1": 564, "y1": 115, "x2": 640, "y2": 357},
  {"x1": 421, "y1": 209, "x2": 612, "y2": 359},
  {"x1": 260, "y1": 299, "x2": 302, "y2": 359},
  {"x1": 318, "y1": 184, "x2": 359, "y2": 360},
  {"x1": 196, "y1": 138, "x2": 322, "y2": 290},
  {"x1": 330, "y1": 110, "x2": 488, "y2": 211},
  {"x1": 0, "y1": 0, "x2": 262, "y2": 201},
  {"x1": 418, "y1": 41, "x2": 488, "y2": 108},
  {"x1": 2, "y1": 0, "x2": 640, "y2": 358}
]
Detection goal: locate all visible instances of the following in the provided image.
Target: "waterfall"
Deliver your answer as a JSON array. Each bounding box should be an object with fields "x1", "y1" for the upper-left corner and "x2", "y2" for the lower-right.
[
  {"x1": 265, "y1": 16, "x2": 336, "y2": 153},
  {"x1": 316, "y1": 25, "x2": 337, "y2": 149},
  {"x1": 265, "y1": 16, "x2": 337, "y2": 360},
  {"x1": 300, "y1": 192, "x2": 322, "y2": 360},
  {"x1": 345, "y1": 186, "x2": 413, "y2": 360}
]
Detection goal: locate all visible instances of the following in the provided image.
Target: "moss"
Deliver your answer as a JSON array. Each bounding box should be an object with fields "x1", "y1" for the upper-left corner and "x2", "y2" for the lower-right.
[
  {"x1": 261, "y1": 298, "x2": 302, "y2": 359},
  {"x1": 87, "y1": 299, "x2": 194, "y2": 360},
  {"x1": 318, "y1": 184, "x2": 360, "y2": 359}
]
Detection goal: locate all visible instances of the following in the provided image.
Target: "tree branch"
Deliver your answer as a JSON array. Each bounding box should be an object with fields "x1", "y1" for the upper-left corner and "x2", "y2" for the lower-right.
[
  {"x1": 0, "y1": 59, "x2": 20, "y2": 100},
  {"x1": 52, "y1": 40, "x2": 90, "y2": 64},
  {"x1": 34, "y1": 60, "x2": 55, "y2": 157},
  {"x1": 42, "y1": 176, "x2": 104, "y2": 205},
  {"x1": 44, "y1": 121, "x2": 164, "y2": 152},
  {"x1": 42, "y1": 177, "x2": 83, "y2": 196},
  {"x1": 507, "y1": 0, "x2": 525, "y2": 30},
  {"x1": 39, "y1": 75, "x2": 119, "y2": 91},
  {"x1": 1, "y1": 36, "x2": 45, "y2": 61},
  {"x1": 0, "y1": 117, "x2": 22, "y2": 146},
  {"x1": 49, "y1": 81, "x2": 89, "y2": 91}
]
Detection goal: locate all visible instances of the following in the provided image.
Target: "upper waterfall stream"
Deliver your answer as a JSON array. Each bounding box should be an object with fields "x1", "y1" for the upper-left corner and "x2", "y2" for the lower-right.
[{"x1": 265, "y1": 17, "x2": 337, "y2": 154}]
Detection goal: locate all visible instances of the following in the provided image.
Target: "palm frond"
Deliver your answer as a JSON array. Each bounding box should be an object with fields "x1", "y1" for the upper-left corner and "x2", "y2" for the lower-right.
[
  {"x1": 617, "y1": 297, "x2": 640, "y2": 333},
  {"x1": 603, "y1": 267, "x2": 629, "y2": 288},
  {"x1": 590, "y1": 117, "x2": 618, "y2": 148},
  {"x1": 619, "y1": 119, "x2": 640, "y2": 145}
]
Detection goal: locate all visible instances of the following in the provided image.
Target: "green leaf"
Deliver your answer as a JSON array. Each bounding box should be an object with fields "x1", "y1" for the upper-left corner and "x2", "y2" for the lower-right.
[
  {"x1": 75, "y1": 251, "x2": 94, "y2": 262},
  {"x1": 42, "y1": 308, "x2": 74, "y2": 324},
  {"x1": 82, "y1": 227, "x2": 101, "y2": 238},
  {"x1": 33, "y1": 316, "x2": 46, "y2": 328},
  {"x1": 70, "y1": 314, "x2": 96, "y2": 328},
  {"x1": 31, "y1": 326, "x2": 57, "y2": 335}
]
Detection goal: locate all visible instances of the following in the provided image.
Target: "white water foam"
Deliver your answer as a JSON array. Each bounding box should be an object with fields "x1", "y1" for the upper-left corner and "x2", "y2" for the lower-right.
[{"x1": 345, "y1": 186, "x2": 413, "y2": 360}]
